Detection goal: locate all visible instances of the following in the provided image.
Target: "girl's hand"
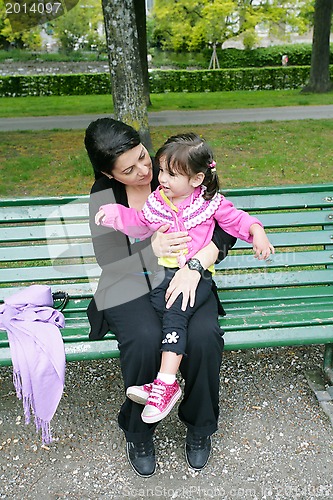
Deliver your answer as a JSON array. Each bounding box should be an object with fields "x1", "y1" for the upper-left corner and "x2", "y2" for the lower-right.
[
  {"x1": 250, "y1": 224, "x2": 275, "y2": 260},
  {"x1": 165, "y1": 265, "x2": 201, "y2": 311},
  {"x1": 95, "y1": 209, "x2": 106, "y2": 226},
  {"x1": 151, "y1": 224, "x2": 191, "y2": 258}
]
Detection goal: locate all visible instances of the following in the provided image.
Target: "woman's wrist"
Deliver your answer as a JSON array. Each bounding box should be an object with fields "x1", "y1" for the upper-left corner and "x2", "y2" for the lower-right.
[
  {"x1": 190, "y1": 241, "x2": 219, "y2": 270},
  {"x1": 187, "y1": 258, "x2": 205, "y2": 274}
]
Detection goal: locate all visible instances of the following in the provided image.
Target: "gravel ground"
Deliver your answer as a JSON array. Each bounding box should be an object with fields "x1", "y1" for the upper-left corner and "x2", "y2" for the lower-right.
[{"x1": 1, "y1": 345, "x2": 333, "y2": 500}]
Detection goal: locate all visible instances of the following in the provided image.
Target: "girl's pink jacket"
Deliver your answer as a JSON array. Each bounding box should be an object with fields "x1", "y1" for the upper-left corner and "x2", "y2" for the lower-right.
[{"x1": 99, "y1": 186, "x2": 262, "y2": 263}]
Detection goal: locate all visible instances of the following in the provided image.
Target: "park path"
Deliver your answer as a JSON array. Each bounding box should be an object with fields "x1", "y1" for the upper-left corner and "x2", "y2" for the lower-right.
[{"x1": 1, "y1": 104, "x2": 333, "y2": 131}]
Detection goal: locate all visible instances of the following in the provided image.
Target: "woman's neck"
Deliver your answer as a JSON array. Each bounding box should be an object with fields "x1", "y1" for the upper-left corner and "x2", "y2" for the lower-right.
[{"x1": 126, "y1": 184, "x2": 152, "y2": 210}]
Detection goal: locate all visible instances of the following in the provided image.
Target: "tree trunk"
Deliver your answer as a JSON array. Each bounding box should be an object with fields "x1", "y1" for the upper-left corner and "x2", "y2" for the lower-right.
[
  {"x1": 134, "y1": 0, "x2": 152, "y2": 106},
  {"x1": 101, "y1": 0, "x2": 153, "y2": 150},
  {"x1": 302, "y1": 0, "x2": 333, "y2": 93}
]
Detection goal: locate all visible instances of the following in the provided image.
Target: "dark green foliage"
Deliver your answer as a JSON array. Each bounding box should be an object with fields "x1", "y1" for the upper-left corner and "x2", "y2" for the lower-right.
[
  {"x1": 153, "y1": 44, "x2": 333, "y2": 69},
  {"x1": 1, "y1": 65, "x2": 332, "y2": 97}
]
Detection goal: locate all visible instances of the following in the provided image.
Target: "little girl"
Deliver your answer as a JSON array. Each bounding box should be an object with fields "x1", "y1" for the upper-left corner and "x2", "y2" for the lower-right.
[{"x1": 95, "y1": 133, "x2": 274, "y2": 424}]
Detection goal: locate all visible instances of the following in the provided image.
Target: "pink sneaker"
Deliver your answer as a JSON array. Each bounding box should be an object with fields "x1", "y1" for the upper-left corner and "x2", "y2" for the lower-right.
[
  {"x1": 126, "y1": 383, "x2": 153, "y2": 405},
  {"x1": 141, "y1": 379, "x2": 181, "y2": 424}
]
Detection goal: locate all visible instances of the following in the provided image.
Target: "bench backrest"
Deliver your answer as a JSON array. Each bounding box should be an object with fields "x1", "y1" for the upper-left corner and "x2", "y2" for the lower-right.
[{"x1": 1, "y1": 184, "x2": 333, "y2": 304}]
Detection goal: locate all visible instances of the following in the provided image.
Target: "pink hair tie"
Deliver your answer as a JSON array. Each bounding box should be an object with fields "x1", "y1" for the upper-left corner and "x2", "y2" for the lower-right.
[{"x1": 208, "y1": 160, "x2": 216, "y2": 172}]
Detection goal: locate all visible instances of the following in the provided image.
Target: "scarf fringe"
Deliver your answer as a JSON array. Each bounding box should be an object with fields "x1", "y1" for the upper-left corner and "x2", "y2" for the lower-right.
[
  {"x1": 23, "y1": 394, "x2": 33, "y2": 425},
  {"x1": 35, "y1": 415, "x2": 53, "y2": 445},
  {"x1": 12, "y1": 370, "x2": 22, "y2": 399},
  {"x1": 13, "y1": 370, "x2": 32, "y2": 424},
  {"x1": 13, "y1": 370, "x2": 52, "y2": 444}
]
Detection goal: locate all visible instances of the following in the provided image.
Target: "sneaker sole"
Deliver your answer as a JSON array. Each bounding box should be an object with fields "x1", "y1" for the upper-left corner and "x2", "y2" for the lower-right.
[
  {"x1": 141, "y1": 387, "x2": 182, "y2": 424},
  {"x1": 126, "y1": 443, "x2": 156, "y2": 478},
  {"x1": 126, "y1": 387, "x2": 149, "y2": 405}
]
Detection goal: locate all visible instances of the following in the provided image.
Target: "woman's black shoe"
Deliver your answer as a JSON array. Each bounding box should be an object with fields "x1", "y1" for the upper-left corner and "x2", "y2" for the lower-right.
[
  {"x1": 126, "y1": 439, "x2": 156, "y2": 477},
  {"x1": 185, "y1": 432, "x2": 211, "y2": 471}
]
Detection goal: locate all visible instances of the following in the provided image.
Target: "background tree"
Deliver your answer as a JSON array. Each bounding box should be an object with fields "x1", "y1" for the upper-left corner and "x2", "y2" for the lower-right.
[
  {"x1": 151, "y1": 0, "x2": 313, "y2": 52},
  {"x1": 101, "y1": 0, "x2": 152, "y2": 149},
  {"x1": 134, "y1": 0, "x2": 151, "y2": 106},
  {"x1": 52, "y1": 0, "x2": 104, "y2": 53},
  {"x1": 0, "y1": 0, "x2": 41, "y2": 49},
  {"x1": 302, "y1": 0, "x2": 333, "y2": 93}
]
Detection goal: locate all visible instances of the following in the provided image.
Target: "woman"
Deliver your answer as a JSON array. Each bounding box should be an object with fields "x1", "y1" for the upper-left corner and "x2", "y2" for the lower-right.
[{"x1": 84, "y1": 118, "x2": 236, "y2": 478}]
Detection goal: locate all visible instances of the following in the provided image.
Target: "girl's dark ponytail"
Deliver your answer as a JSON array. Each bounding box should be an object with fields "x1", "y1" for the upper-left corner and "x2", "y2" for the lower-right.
[
  {"x1": 203, "y1": 167, "x2": 220, "y2": 201},
  {"x1": 202, "y1": 160, "x2": 220, "y2": 200}
]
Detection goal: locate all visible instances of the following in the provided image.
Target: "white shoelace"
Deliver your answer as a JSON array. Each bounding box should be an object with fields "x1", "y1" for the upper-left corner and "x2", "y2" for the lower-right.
[{"x1": 147, "y1": 383, "x2": 165, "y2": 405}]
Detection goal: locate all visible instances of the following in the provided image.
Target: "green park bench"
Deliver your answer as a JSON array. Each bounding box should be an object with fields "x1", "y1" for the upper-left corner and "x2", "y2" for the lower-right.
[{"x1": 1, "y1": 183, "x2": 333, "y2": 388}]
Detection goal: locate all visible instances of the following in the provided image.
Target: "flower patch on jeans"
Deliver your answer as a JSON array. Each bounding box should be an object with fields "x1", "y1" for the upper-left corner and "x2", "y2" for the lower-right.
[{"x1": 162, "y1": 331, "x2": 179, "y2": 344}]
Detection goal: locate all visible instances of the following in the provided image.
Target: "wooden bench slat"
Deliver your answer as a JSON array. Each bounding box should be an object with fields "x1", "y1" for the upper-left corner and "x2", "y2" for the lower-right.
[
  {"x1": 0, "y1": 338, "x2": 120, "y2": 366},
  {"x1": 223, "y1": 325, "x2": 333, "y2": 350},
  {"x1": 234, "y1": 230, "x2": 333, "y2": 249},
  {"x1": 0, "y1": 283, "x2": 97, "y2": 302},
  {"x1": 0, "y1": 203, "x2": 89, "y2": 223},
  {"x1": 0, "y1": 263, "x2": 101, "y2": 284},
  {"x1": 227, "y1": 193, "x2": 333, "y2": 211},
  {"x1": 214, "y1": 269, "x2": 333, "y2": 289},
  {"x1": 0, "y1": 222, "x2": 90, "y2": 243},
  {"x1": 216, "y1": 249, "x2": 333, "y2": 270},
  {"x1": 3, "y1": 244, "x2": 332, "y2": 268},
  {"x1": 0, "y1": 242, "x2": 94, "y2": 262},
  {"x1": 253, "y1": 210, "x2": 333, "y2": 228},
  {"x1": 220, "y1": 285, "x2": 333, "y2": 303},
  {"x1": 221, "y1": 308, "x2": 333, "y2": 331}
]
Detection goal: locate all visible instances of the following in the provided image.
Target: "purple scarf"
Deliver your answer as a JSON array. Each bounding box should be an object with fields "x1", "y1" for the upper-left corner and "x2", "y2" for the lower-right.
[{"x1": 0, "y1": 285, "x2": 66, "y2": 444}]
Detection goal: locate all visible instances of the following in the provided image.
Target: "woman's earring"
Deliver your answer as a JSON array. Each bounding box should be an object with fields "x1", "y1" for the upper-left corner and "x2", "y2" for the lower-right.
[{"x1": 102, "y1": 171, "x2": 113, "y2": 179}]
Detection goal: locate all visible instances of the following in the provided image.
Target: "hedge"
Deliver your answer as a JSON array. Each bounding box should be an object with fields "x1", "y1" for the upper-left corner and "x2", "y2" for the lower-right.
[
  {"x1": 201, "y1": 44, "x2": 333, "y2": 69},
  {"x1": 1, "y1": 66, "x2": 332, "y2": 97},
  {"x1": 151, "y1": 44, "x2": 333, "y2": 70}
]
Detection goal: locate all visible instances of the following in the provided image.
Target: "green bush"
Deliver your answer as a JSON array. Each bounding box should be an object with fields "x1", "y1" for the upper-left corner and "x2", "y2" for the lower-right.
[
  {"x1": 1, "y1": 66, "x2": 332, "y2": 97},
  {"x1": 153, "y1": 44, "x2": 333, "y2": 69},
  {"x1": 0, "y1": 73, "x2": 111, "y2": 97},
  {"x1": 148, "y1": 66, "x2": 326, "y2": 93}
]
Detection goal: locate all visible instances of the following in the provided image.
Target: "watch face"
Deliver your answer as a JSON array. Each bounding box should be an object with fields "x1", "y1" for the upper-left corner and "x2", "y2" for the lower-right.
[{"x1": 188, "y1": 259, "x2": 203, "y2": 272}]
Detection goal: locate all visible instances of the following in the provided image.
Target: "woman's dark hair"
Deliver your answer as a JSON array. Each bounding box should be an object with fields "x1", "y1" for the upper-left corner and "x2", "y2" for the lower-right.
[
  {"x1": 155, "y1": 132, "x2": 220, "y2": 201},
  {"x1": 84, "y1": 118, "x2": 141, "y2": 180}
]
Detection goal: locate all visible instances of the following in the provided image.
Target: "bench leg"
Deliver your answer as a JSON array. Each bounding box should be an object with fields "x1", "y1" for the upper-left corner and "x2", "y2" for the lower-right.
[
  {"x1": 304, "y1": 345, "x2": 333, "y2": 427},
  {"x1": 323, "y1": 344, "x2": 333, "y2": 385}
]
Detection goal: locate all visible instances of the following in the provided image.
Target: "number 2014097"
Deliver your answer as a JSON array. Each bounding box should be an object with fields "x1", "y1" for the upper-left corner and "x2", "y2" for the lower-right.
[{"x1": 6, "y1": 2, "x2": 62, "y2": 15}]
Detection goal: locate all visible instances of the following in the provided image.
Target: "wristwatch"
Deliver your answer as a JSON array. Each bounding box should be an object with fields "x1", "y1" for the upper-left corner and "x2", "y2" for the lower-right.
[{"x1": 187, "y1": 258, "x2": 204, "y2": 274}]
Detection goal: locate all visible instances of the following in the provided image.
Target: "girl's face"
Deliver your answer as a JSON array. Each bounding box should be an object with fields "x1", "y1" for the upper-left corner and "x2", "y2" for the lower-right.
[
  {"x1": 158, "y1": 158, "x2": 198, "y2": 201},
  {"x1": 111, "y1": 144, "x2": 153, "y2": 186}
]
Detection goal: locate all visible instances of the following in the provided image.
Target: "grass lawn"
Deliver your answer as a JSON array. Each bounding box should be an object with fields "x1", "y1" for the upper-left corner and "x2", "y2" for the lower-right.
[
  {"x1": 1, "y1": 119, "x2": 332, "y2": 198},
  {"x1": 1, "y1": 89, "x2": 333, "y2": 118}
]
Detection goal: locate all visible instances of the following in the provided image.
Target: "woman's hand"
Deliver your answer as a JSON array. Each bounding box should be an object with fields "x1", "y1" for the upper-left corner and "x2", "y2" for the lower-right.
[
  {"x1": 164, "y1": 240, "x2": 219, "y2": 310},
  {"x1": 151, "y1": 224, "x2": 191, "y2": 258},
  {"x1": 165, "y1": 265, "x2": 201, "y2": 311}
]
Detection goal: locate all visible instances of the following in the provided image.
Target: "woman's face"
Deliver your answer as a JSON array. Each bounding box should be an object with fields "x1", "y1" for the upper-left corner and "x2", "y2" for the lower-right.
[{"x1": 111, "y1": 144, "x2": 153, "y2": 186}]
